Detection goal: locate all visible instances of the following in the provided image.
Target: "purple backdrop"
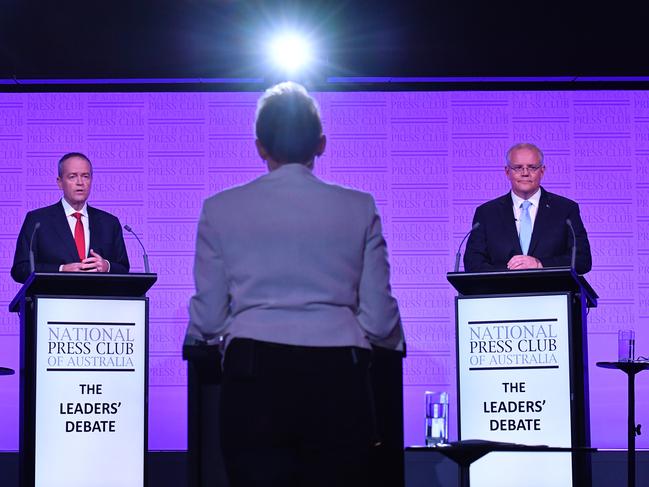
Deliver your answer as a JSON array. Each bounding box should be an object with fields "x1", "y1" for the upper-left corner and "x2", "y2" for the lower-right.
[{"x1": 0, "y1": 90, "x2": 647, "y2": 450}]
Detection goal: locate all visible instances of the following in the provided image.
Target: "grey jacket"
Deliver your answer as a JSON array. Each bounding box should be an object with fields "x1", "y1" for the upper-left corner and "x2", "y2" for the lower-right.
[{"x1": 187, "y1": 163, "x2": 403, "y2": 351}]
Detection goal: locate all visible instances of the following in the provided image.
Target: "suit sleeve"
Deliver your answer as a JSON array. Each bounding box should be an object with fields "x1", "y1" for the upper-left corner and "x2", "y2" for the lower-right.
[
  {"x1": 538, "y1": 203, "x2": 592, "y2": 274},
  {"x1": 356, "y1": 196, "x2": 404, "y2": 352},
  {"x1": 107, "y1": 218, "x2": 130, "y2": 274},
  {"x1": 10, "y1": 212, "x2": 35, "y2": 284},
  {"x1": 186, "y1": 201, "x2": 231, "y2": 343},
  {"x1": 463, "y1": 206, "x2": 500, "y2": 272},
  {"x1": 10, "y1": 212, "x2": 64, "y2": 283},
  {"x1": 573, "y1": 205, "x2": 593, "y2": 274}
]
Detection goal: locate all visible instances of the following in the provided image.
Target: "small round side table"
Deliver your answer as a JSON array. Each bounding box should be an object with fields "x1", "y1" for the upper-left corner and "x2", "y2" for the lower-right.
[{"x1": 596, "y1": 361, "x2": 649, "y2": 487}]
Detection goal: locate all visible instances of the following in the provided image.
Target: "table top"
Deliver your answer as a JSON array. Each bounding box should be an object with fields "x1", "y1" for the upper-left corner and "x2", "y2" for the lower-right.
[
  {"x1": 0, "y1": 367, "x2": 15, "y2": 376},
  {"x1": 406, "y1": 441, "x2": 596, "y2": 466},
  {"x1": 596, "y1": 361, "x2": 649, "y2": 374}
]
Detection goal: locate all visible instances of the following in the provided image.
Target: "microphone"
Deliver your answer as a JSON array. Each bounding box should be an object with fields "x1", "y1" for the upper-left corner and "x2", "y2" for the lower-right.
[
  {"x1": 29, "y1": 222, "x2": 41, "y2": 274},
  {"x1": 454, "y1": 222, "x2": 480, "y2": 272},
  {"x1": 123, "y1": 225, "x2": 151, "y2": 273},
  {"x1": 565, "y1": 219, "x2": 577, "y2": 271}
]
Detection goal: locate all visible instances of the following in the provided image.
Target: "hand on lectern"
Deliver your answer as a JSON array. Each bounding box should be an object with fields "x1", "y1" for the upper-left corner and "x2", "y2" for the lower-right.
[{"x1": 61, "y1": 262, "x2": 85, "y2": 272}]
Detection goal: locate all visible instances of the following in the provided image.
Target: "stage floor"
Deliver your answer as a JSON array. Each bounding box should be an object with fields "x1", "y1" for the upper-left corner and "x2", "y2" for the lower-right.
[{"x1": 0, "y1": 449, "x2": 647, "y2": 487}]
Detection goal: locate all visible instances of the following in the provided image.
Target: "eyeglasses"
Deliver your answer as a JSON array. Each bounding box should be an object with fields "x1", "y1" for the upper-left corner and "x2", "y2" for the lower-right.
[{"x1": 507, "y1": 164, "x2": 544, "y2": 173}]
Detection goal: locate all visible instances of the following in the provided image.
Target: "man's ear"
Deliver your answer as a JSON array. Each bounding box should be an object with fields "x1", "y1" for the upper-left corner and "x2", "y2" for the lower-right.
[
  {"x1": 315, "y1": 135, "x2": 326, "y2": 157},
  {"x1": 255, "y1": 139, "x2": 269, "y2": 161}
]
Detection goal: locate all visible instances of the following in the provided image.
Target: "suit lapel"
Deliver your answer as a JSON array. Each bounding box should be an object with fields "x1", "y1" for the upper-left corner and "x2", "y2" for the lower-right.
[
  {"x1": 88, "y1": 206, "x2": 101, "y2": 255},
  {"x1": 52, "y1": 202, "x2": 82, "y2": 262},
  {"x1": 497, "y1": 193, "x2": 522, "y2": 255},
  {"x1": 528, "y1": 188, "x2": 550, "y2": 256}
]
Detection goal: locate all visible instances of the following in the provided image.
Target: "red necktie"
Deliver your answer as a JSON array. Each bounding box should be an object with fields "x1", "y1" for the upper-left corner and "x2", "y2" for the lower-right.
[{"x1": 72, "y1": 212, "x2": 85, "y2": 261}]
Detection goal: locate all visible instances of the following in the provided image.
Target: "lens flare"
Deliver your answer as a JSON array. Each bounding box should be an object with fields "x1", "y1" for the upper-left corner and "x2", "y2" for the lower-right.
[{"x1": 269, "y1": 33, "x2": 313, "y2": 73}]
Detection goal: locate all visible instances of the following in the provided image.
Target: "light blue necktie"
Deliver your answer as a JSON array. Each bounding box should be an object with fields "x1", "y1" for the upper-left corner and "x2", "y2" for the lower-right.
[{"x1": 519, "y1": 200, "x2": 532, "y2": 255}]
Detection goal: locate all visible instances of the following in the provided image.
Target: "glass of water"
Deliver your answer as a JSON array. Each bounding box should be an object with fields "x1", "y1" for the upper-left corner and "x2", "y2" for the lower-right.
[
  {"x1": 618, "y1": 330, "x2": 635, "y2": 362},
  {"x1": 425, "y1": 391, "x2": 449, "y2": 446}
]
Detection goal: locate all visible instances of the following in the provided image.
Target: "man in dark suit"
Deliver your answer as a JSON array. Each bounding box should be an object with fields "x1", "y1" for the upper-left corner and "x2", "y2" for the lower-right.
[
  {"x1": 464, "y1": 143, "x2": 592, "y2": 274},
  {"x1": 11, "y1": 152, "x2": 129, "y2": 283}
]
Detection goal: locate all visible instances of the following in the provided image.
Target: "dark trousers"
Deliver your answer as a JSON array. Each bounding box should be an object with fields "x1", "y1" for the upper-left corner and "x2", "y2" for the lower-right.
[{"x1": 220, "y1": 338, "x2": 374, "y2": 487}]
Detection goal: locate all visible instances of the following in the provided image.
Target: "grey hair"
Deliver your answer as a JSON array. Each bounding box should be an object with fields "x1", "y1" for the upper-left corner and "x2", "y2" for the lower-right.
[
  {"x1": 58, "y1": 152, "x2": 93, "y2": 177},
  {"x1": 505, "y1": 143, "x2": 544, "y2": 166},
  {"x1": 254, "y1": 81, "x2": 323, "y2": 165}
]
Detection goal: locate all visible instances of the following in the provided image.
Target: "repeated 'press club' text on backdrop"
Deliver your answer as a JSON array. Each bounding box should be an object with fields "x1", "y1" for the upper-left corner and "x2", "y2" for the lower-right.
[{"x1": 0, "y1": 90, "x2": 647, "y2": 449}]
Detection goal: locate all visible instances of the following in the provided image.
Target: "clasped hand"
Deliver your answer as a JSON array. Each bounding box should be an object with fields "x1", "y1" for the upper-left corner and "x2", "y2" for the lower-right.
[
  {"x1": 61, "y1": 249, "x2": 108, "y2": 273},
  {"x1": 507, "y1": 255, "x2": 542, "y2": 270}
]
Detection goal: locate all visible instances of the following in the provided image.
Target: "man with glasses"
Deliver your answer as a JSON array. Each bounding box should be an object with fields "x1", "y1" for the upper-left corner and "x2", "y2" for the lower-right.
[{"x1": 463, "y1": 142, "x2": 592, "y2": 274}]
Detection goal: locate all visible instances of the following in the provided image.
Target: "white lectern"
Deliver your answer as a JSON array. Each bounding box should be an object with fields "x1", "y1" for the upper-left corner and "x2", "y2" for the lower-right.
[
  {"x1": 9, "y1": 272, "x2": 156, "y2": 487},
  {"x1": 447, "y1": 267, "x2": 597, "y2": 487}
]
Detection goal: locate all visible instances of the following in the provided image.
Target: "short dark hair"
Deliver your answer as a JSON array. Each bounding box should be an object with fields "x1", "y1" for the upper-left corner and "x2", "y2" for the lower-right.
[
  {"x1": 58, "y1": 152, "x2": 93, "y2": 177},
  {"x1": 255, "y1": 82, "x2": 323, "y2": 165}
]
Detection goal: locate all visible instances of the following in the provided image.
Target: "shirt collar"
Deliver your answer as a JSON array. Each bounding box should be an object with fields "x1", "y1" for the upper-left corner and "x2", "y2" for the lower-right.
[
  {"x1": 511, "y1": 188, "x2": 541, "y2": 208},
  {"x1": 61, "y1": 198, "x2": 88, "y2": 217}
]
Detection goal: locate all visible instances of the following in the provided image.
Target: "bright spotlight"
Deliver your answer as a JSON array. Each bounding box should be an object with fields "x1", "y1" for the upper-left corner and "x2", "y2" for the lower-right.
[{"x1": 269, "y1": 32, "x2": 313, "y2": 73}]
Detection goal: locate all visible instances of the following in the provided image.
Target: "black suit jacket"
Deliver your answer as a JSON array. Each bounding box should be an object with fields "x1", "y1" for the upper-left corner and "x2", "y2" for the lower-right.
[
  {"x1": 464, "y1": 188, "x2": 592, "y2": 274},
  {"x1": 11, "y1": 202, "x2": 130, "y2": 283}
]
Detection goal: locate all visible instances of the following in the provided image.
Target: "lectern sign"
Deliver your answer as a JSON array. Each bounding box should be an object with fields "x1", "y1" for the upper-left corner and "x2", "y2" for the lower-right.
[
  {"x1": 457, "y1": 293, "x2": 572, "y2": 487},
  {"x1": 34, "y1": 297, "x2": 146, "y2": 487}
]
